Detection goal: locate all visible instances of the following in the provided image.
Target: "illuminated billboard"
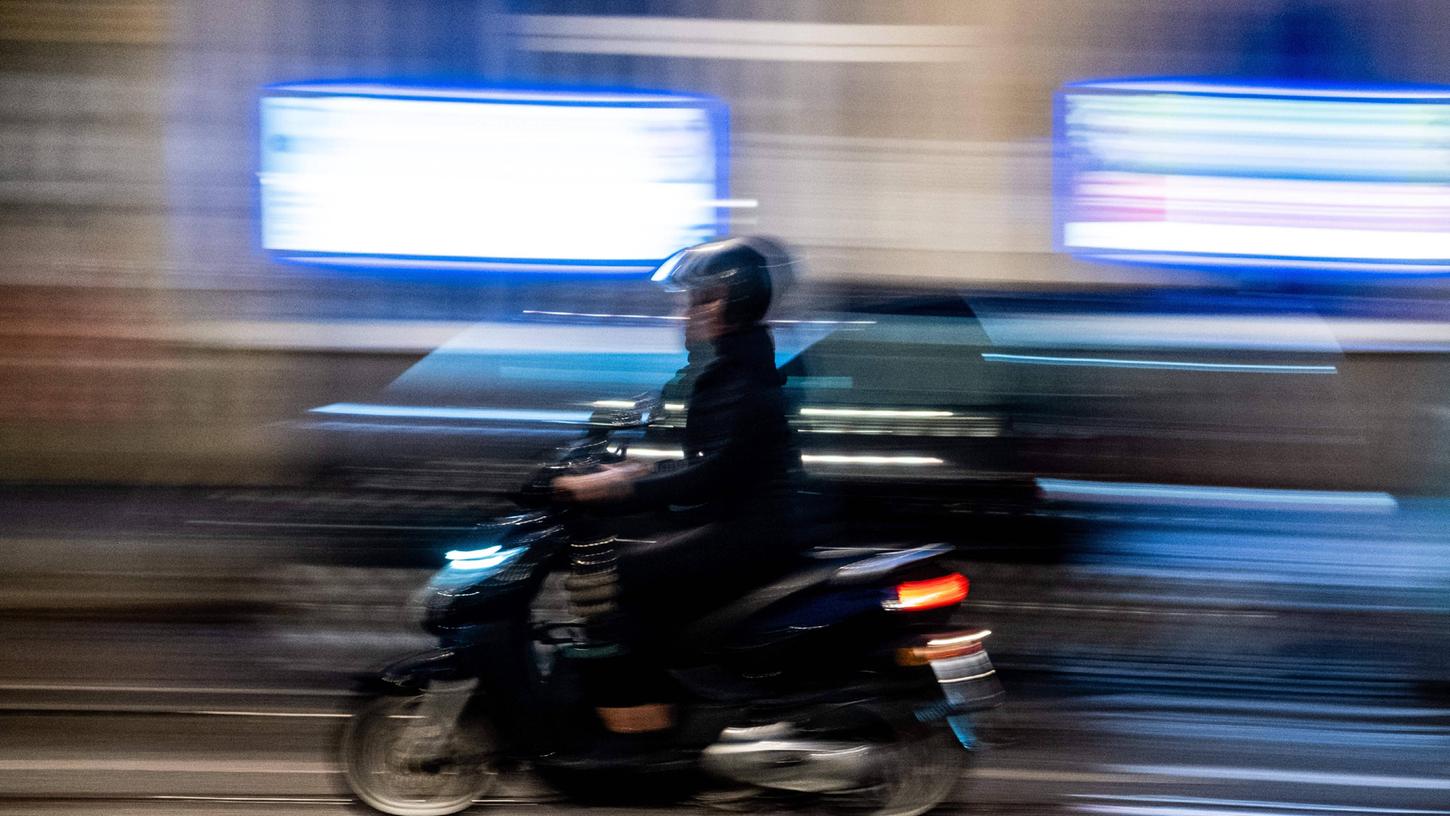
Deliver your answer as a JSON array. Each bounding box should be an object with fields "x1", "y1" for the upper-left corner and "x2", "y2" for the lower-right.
[
  {"x1": 1057, "y1": 79, "x2": 1450, "y2": 272},
  {"x1": 260, "y1": 82, "x2": 727, "y2": 272}
]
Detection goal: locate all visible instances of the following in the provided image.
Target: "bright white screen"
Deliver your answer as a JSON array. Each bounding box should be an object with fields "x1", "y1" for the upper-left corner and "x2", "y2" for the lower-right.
[
  {"x1": 1058, "y1": 81, "x2": 1450, "y2": 271},
  {"x1": 260, "y1": 89, "x2": 721, "y2": 267}
]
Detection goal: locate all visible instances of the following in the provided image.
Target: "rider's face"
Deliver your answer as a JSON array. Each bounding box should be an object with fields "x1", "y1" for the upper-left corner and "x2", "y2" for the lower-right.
[{"x1": 683, "y1": 289, "x2": 726, "y2": 347}]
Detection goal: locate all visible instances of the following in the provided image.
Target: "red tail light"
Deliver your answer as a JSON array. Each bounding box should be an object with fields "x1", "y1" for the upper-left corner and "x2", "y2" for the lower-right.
[{"x1": 885, "y1": 572, "x2": 968, "y2": 611}]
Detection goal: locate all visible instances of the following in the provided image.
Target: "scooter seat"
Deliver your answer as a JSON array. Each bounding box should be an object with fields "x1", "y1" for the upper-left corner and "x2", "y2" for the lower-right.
[
  {"x1": 677, "y1": 562, "x2": 838, "y2": 646},
  {"x1": 674, "y1": 543, "x2": 952, "y2": 648},
  {"x1": 828, "y1": 543, "x2": 953, "y2": 585}
]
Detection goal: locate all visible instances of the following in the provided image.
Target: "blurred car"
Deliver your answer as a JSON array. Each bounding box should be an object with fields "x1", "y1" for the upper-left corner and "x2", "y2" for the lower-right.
[{"x1": 282, "y1": 294, "x2": 1373, "y2": 560}]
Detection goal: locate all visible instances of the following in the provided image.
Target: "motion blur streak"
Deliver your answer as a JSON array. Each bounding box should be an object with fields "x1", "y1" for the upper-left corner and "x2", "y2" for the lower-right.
[
  {"x1": 800, "y1": 454, "x2": 945, "y2": 466},
  {"x1": 513, "y1": 15, "x2": 980, "y2": 62},
  {"x1": 981, "y1": 353, "x2": 1339, "y2": 374},
  {"x1": 309, "y1": 403, "x2": 594, "y2": 424},
  {"x1": 801, "y1": 408, "x2": 957, "y2": 418},
  {"x1": 1037, "y1": 479, "x2": 1399, "y2": 511}
]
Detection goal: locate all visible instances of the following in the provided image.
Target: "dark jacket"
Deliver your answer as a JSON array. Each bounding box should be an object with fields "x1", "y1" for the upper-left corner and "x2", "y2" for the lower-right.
[{"x1": 632, "y1": 324, "x2": 801, "y2": 531}]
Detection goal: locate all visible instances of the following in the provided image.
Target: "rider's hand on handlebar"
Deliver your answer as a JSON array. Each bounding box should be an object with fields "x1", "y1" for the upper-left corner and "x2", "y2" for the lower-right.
[{"x1": 552, "y1": 462, "x2": 646, "y2": 504}]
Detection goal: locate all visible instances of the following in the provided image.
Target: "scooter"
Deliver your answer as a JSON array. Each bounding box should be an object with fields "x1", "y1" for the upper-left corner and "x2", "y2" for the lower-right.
[{"x1": 341, "y1": 400, "x2": 1003, "y2": 816}]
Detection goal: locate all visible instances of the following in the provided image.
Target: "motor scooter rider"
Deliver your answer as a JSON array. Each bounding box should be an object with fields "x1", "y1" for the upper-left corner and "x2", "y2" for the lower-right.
[{"x1": 553, "y1": 236, "x2": 805, "y2": 735}]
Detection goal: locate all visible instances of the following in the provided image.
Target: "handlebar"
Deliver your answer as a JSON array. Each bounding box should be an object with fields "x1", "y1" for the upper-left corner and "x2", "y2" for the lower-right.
[
  {"x1": 584, "y1": 392, "x2": 663, "y2": 431},
  {"x1": 511, "y1": 393, "x2": 663, "y2": 508},
  {"x1": 513, "y1": 432, "x2": 632, "y2": 508}
]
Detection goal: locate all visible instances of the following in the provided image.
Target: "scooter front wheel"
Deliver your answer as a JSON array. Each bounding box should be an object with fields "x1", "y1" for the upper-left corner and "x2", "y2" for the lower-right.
[{"x1": 342, "y1": 692, "x2": 499, "y2": 816}]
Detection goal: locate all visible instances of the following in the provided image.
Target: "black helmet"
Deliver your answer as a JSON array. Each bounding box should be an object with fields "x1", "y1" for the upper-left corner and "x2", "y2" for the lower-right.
[{"x1": 651, "y1": 236, "x2": 793, "y2": 326}]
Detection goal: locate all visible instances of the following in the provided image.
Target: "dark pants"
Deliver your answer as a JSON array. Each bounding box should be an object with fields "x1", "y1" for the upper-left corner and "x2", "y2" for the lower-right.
[
  {"x1": 575, "y1": 519, "x2": 792, "y2": 707},
  {"x1": 617, "y1": 518, "x2": 797, "y2": 628}
]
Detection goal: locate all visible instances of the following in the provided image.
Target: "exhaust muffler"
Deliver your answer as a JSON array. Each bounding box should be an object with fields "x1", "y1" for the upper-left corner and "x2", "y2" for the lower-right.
[{"x1": 700, "y1": 727, "x2": 883, "y2": 793}]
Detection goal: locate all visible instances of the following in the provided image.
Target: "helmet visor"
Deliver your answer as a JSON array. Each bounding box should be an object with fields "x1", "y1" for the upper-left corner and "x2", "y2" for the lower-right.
[
  {"x1": 649, "y1": 242, "x2": 730, "y2": 292},
  {"x1": 649, "y1": 236, "x2": 792, "y2": 296},
  {"x1": 648, "y1": 247, "x2": 693, "y2": 292}
]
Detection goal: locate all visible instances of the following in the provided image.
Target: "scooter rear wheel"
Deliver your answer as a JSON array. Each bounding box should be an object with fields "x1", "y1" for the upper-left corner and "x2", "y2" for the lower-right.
[{"x1": 811, "y1": 709, "x2": 966, "y2": 816}]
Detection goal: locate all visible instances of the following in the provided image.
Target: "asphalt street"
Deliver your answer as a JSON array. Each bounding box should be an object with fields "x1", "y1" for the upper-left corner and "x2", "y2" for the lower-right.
[{"x1": 1, "y1": 486, "x2": 1447, "y2": 815}]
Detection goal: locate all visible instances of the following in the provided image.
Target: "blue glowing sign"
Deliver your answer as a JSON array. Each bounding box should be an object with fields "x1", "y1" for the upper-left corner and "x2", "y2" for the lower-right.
[
  {"x1": 1056, "y1": 78, "x2": 1450, "y2": 272},
  {"x1": 260, "y1": 82, "x2": 728, "y2": 272}
]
